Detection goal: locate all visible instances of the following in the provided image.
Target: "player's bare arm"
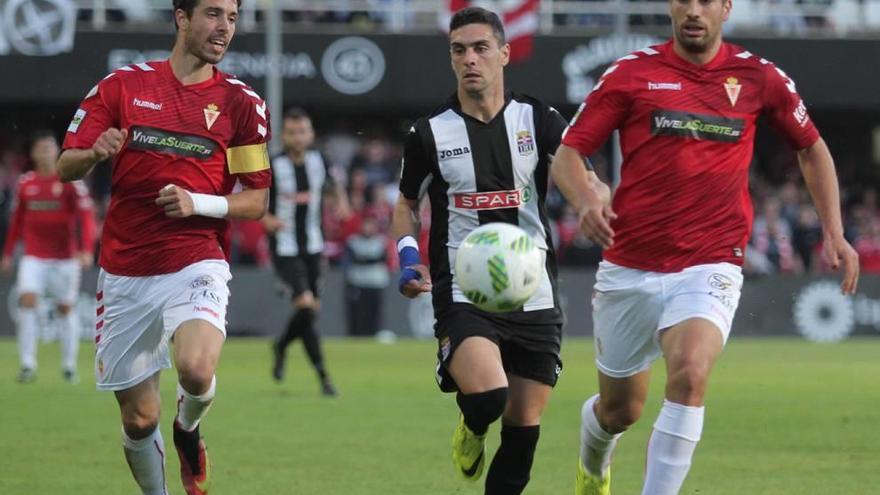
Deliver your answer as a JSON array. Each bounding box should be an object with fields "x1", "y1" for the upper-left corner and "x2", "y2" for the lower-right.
[
  {"x1": 156, "y1": 184, "x2": 268, "y2": 220},
  {"x1": 391, "y1": 195, "x2": 431, "y2": 298},
  {"x1": 550, "y1": 143, "x2": 616, "y2": 248},
  {"x1": 797, "y1": 137, "x2": 859, "y2": 294},
  {"x1": 57, "y1": 128, "x2": 128, "y2": 182}
]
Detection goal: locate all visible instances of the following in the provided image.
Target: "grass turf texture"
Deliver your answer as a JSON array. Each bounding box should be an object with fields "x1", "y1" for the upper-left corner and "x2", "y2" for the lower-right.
[{"x1": 0, "y1": 337, "x2": 878, "y2": 494}]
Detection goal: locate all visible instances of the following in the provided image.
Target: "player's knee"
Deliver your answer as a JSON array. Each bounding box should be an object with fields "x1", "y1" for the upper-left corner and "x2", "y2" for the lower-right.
[
  {"x1": 457, "y1": 387, "x2": 508, "y2": 428},
  {"x1": 597, "y1": 399, "x2": 644, "y2": 433},
  {"x1": 667, "y1": 363, "x2": 711, "y2": 404},
  {"x1": 177, "y1": 362, "x2": 215, "y2": 394},
  {"x1": 293, "y1": 292, "x2": 316, "y2": 310},
  {"x1": 18, "y1": 293, "x2": 37, "y2": 308},
  {"x1": 121, "y1": 407, "x2": 160, "y2": 439},
  {"x1": 56, "y1": 304, "x2": 72, "y2": 315}
]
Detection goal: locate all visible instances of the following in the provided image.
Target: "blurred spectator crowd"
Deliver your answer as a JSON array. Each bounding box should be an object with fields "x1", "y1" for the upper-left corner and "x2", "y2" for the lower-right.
[{"x1": 1, "y1": 123, "x2": 878, "y2": 279}]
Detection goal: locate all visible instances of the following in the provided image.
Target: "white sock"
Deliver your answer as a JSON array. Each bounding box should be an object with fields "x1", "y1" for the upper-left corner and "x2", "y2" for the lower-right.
[
  {"x1": 642, "y1": 399, "x2": 704, "y2": 495},
  {"x1": 122, "y1": 426, "x2": 168, "y2": 495},
  {"x1": 60, "y1": 311, "x2": 80, "y2": 371},
  {"x1": 176, "y1": 376, "x2": 216, "y2": 432},
  {"x1": 579, "y1": 394, "x2": 622, "y2": 477},
  {"x1": 17, "y1": 308, "x2": 39, "y2": 370}
]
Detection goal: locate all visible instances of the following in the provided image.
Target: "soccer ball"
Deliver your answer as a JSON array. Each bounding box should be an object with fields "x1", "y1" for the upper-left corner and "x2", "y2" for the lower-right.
[{"x1": 454, "y1": 222, "x2": 544, "y2": 313}]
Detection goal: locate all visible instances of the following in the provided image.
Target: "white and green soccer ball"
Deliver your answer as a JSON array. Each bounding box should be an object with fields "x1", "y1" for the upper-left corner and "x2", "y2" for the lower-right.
[{"x1": 454, "y1": 222, "x2": 544, "y2": 313}]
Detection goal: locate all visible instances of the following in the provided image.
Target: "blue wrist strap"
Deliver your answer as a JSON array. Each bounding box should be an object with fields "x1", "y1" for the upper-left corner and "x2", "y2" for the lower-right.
[{"x1": 397, "y1": 236, "x2": 422, "y2": 293}]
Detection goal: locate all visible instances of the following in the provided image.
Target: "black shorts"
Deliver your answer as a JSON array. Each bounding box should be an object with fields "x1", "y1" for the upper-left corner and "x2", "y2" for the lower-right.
[
  {"x1": 273, "y1": 254, "x2": 323, "y2": 299},
  {"x1": 434, "y1": 303, "x2": 563, "y2": 393}
]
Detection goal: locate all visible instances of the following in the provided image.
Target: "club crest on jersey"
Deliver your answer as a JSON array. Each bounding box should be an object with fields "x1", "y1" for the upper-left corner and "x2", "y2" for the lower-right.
[
  {"x1": 516, "y1": 130, "x2": 535, "y2": 156},
  {"x1": 723, "y1": 77, "x2": 741, "y2": 107},
  {"x1": 204, "y1": 103, "x2": 220, "y2": 130}
]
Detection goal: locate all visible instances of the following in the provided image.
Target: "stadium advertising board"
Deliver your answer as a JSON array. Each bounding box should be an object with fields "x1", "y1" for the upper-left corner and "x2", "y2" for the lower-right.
[
  {"x1": 1, "y1": 32, "x2": 879, "y2": 110},
  {"x1": 1, "y1": 270, "x2": 877, "y2": 340}
]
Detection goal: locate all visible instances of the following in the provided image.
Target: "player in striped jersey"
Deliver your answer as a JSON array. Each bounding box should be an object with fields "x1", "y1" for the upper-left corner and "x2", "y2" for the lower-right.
[
  {"x1": 264, "y1": 107, "x2": 346, "y2": 396},
  {"x1": 393, "y1": 7, "x2": 594, "y2": 494},
  {"x1": 58, "y1": 1, "x2": 271, "y2": 494}
]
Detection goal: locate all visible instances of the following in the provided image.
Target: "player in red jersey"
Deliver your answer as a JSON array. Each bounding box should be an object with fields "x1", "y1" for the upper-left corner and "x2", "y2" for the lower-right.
[
  {"x1": 551, "y1": 0, "x2": 859, "y2": 493},
  {"x1": 57, "y1": 1, "x2": 270, "y2": 494},
  {"x1": 2, "y1": 130, "x2": 96, "y2": 384}
]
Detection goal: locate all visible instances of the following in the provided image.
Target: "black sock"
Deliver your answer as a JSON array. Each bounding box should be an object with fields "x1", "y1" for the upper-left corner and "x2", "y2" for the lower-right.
[
  {"x1": 485, "y1": 425, "x2": 540, "y2": 495},
  {"x1": 299, "y1": 313, "x2": 327, "y2": 380},
  {"x1": 456, "y1": 388, "x2": 508, "y2": 436}
]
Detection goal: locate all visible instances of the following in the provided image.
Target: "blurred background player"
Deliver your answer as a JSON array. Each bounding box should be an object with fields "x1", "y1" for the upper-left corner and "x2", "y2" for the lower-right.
[
  {"x1": 264, "y1": 107, "x2": 348, "y2": 396},
  {"x1": 1, "y1": 130, "x2": 95, "y2": 384},
  {"x1": 58, "y1": 0, "x2": 272, "y2": 494},
  {"x1": 394, "y1": 7, "x2": 570, "y2": 494},
  {"x1": 551, "y1": 0, "x2": 860, "y2": 492}
]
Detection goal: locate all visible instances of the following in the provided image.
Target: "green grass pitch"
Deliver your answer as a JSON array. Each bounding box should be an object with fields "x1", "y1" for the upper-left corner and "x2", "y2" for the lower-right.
[{"x1": 1, "y1": 337, "x2": 878, "y2": 494}]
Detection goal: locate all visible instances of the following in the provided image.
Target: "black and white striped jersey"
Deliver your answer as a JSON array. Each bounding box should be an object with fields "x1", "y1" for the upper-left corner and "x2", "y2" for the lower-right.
[
  {"x1": 400, "y1": 92, "x2": 567, "y2": 322},
  {"x1": 269, "y1": 150, "x2": 335, "y2": 257}
]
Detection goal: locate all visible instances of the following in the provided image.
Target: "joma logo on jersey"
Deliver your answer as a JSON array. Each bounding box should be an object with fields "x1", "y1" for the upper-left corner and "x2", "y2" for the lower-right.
[
  {"x1": 454, "y1": 189, "x2": 523, "y2": 210},
  {"x1": 438, "y1": 146, "x2": 471, "y2": 160},
  {"x1": 651, "y1": 110, "x2": 744, "y2": 143},
  {"x1": 128, "y1": 126, "x2": 217, "y2": 159}
]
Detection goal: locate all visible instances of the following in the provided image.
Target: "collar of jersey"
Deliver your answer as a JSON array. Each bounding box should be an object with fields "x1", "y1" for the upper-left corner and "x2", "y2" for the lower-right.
[
  {"x1": 448, "y1": 90, "x2": 513, "y2": 126},
  {"x1": 158, "y1": 59, "x2": 222, "y2": 91}
]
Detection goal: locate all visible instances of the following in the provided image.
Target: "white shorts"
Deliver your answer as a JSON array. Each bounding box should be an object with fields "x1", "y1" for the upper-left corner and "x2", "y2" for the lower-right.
[
  {"x1": 591, "y1": 261, "x2": 743, "y2": 378},
  {"x1": 17, "y1": 256, "x2": 81, "y2": 305},
  {"x1": 94, "y1": 259, "x2": 231, "y2": 391}
]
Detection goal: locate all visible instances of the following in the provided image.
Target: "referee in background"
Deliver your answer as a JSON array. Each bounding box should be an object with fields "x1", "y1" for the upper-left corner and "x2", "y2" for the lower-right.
[{"x1": 263, "y1": 108, "x2": 349, "y2": 397}]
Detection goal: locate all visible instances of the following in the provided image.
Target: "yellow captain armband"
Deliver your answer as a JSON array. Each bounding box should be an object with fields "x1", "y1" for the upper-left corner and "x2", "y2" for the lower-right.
[{"x1": 226, "y1": 143, "x2": 270, "y2": 174}]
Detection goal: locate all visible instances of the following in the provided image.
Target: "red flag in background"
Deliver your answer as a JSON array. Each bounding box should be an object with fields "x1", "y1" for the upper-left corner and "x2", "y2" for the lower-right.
[{"x1": 442, "y1": 0, "x2": 540, "y2": 64}]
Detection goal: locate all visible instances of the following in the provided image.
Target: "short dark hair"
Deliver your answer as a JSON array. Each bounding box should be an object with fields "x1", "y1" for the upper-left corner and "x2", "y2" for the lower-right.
[
  {"x1": 283, "y1": 107, "x2": 311, "y2": 122},
  {"x1": 449, "y1": 6, "x2": 506, "y2": 45},
  {"x1": 29, "y1": 129, "x2": 56, "y2": 147},
  {"x1": 173, "y1": 0, "x2": 242, "y2": 30}
]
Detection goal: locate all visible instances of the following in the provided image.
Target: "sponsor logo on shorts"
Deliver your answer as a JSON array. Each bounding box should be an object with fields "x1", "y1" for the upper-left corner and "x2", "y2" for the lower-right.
[
  {"x1": 595, "y1": 336, "x2": 604, "y2": 356},
  {"x1": 190, "y1": 290, "x2": 222, "y2": 305},
  {"x1": 440, "y1": 336, "x2": 451, "y2": 362},
  {"x1": 651, "y1": 110, "x2": 744, "y2": 143},
  {"x1": 128, "y1": 126, "x2": 217, "y2": 159},
  {"x1": 454, "y1": 188, "x2": 527, "y2": 210},
  {"x1": 554, "y1": 364, "x2": 562, "y2": 377},
  {"x1": 193, "y1": 305, "x2": 220, "y2": 318},
  {"x1": 708, "y1": 273, "x2": 735, "y2": 292},
  {"x1": 190, "y1": 275, "x2": 214, "y2": 289},
  {"x1": 708, "y1": 291, "x2": 735, "y2": 311}
]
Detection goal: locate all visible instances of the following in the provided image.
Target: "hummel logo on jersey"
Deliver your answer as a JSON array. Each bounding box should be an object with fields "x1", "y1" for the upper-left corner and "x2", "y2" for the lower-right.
[
  {"x1": 438, "y1": 146, "x2": 471, "y2": 160},
  {"x1": 648, "y1": 82, "x2": 682, "y2": 91},
  {"x1": 133, "y1": 98, "x2": 163, "y2": 111}
]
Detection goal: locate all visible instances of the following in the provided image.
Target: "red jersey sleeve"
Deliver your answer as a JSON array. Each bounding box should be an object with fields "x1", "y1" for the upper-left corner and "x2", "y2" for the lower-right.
[
  {"x1": 62, "y1": 75, "x2": 122, "y2": 150},
  {"x1": 71, "y1": 181, "x2": 96, "y2": 253},
  {"x1": 2, "y1": 180, "x2": 24, "y2": 257},
  {"x1": 561, "y1": 60, "x2": 632, "y2": 157},
  {"x1": 227, "y1": 89, "x2": 272, "y2": 190},
  {"x1": 762, "y1": 64, "x2": 820, "y2": 150}
]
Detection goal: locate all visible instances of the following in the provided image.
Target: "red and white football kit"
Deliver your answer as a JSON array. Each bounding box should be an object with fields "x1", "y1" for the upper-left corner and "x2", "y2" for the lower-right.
[
  {"x1": 563, "y1": 41, "x2": 820, "y2": 375},
  {"x1": 63, "y1": 60, "x2": 271, "y2": 390},
  {"x1": 3, "y1": 172, "x2": 95, "y2": 304}
]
